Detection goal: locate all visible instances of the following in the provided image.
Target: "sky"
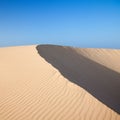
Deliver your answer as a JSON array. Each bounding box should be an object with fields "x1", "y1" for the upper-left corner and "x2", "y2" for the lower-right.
[{"x1": 0, "y1": 0, "x2": 120, "y2": 48}]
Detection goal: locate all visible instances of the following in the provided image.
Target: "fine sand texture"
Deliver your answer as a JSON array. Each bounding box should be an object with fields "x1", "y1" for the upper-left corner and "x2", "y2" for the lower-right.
[{"x1": 0, "y1": 45, "x2": 120, "y2": 120}]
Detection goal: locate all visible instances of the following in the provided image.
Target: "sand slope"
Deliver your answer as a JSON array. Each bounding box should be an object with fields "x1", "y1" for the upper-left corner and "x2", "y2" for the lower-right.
[{"x1": 0, "y1": 45, "x2": 120, "y2": 120}]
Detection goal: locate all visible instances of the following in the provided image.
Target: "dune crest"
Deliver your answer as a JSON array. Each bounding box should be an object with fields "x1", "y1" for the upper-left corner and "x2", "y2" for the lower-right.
[
  {"x1": 36, "y1": 45, "x2": 120, "y2": 113},
  {"x1": 0, "y1": 45, "x2": 120, "y2": 120}
]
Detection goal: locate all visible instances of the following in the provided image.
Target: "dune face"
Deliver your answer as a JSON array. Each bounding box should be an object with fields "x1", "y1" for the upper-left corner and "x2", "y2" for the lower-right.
[
  {"x1": 0, "y1": 45, "x2": 120, "y2": 120},
  {"x1": 36, "y1": 45, "x2": 120, "y2": 114}
]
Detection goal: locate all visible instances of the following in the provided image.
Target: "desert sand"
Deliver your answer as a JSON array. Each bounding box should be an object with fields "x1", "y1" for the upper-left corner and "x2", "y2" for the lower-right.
[{"x1": 0, "y1": 45, "x2": 120, "y2": 120}]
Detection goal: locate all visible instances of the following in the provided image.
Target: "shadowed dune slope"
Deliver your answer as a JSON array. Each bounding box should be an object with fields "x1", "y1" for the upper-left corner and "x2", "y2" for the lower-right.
[
  {"x1": 36, "y1": 45, "x2": 120, "y2": 114},
  {"x1": 0, "y1": 45, "x2": 120, "y2": 120}
]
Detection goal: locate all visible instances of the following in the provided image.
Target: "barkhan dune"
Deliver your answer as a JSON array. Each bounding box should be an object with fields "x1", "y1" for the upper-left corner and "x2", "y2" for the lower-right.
[{"x1": 0, "y1": 44, "x2": 120, "y2": 120}]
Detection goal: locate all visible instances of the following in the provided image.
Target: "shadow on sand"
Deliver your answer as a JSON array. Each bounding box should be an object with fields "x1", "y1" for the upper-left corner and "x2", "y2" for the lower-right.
[{"x1": 36, "y1": 45, "x2": 120, "y2": 114}]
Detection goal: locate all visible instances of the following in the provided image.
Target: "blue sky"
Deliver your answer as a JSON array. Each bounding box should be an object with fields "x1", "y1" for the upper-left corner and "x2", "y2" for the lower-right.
[{"x1": 0, "y1": 0, "x2": 120, "y2": 48}]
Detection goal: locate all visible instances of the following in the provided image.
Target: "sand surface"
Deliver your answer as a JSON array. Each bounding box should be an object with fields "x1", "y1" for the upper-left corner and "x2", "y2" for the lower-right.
[{"x1": 0, "y1": 45, "x2": 120, "y2": 120}]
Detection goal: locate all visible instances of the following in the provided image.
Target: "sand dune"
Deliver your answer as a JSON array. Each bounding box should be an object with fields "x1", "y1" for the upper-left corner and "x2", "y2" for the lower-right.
[{"x1": 0, "y1": 45, "x2": 120, "y2": 120}]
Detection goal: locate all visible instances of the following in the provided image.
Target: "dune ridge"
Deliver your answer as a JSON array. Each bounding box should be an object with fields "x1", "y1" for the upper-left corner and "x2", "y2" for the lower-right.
[
  {"x1": 36, "y1": 45, "x2": 120, "y2": 113},
  {"x1": 0, "y1": 45, "x2": 120, "y2": 120}
]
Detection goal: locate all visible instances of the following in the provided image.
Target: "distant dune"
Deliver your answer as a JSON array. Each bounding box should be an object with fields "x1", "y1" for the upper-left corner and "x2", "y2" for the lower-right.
[{"x1": 0, "y1": 45, "x2": 120, "y2": 120}]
